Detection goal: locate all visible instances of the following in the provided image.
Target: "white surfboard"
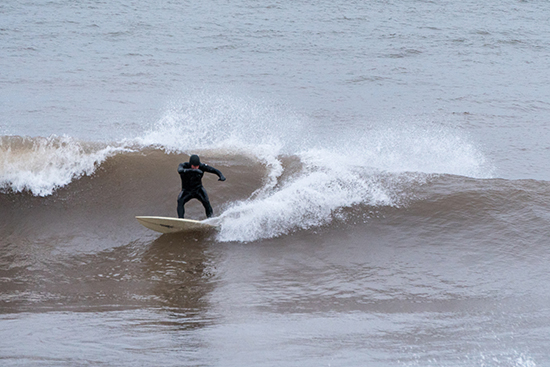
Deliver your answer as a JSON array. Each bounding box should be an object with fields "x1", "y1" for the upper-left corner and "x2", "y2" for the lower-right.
[{"x1": 135, "y1": 216, "x2": 217, "y2": 234}]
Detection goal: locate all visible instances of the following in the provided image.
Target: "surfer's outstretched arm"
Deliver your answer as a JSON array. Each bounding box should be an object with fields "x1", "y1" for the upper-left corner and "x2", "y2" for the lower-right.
[{"x1": 202, "y1": 164, "x2": 226, "y2": 181}]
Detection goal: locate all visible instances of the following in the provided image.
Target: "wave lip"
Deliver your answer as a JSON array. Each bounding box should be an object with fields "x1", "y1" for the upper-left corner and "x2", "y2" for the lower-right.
[{"x1": 0, "y1": 135, "x2": 131, "y2": 196}]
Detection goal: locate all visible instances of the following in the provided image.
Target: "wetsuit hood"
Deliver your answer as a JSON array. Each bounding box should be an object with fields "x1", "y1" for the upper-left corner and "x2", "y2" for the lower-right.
[{"x1": 189, "y1": 155, "x2": 201, "y2": 166}]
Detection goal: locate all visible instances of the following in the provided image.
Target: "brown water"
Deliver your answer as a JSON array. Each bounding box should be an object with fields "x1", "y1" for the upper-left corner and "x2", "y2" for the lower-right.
[
  {"x1": 1, "y1": 148, "x2": 549, "y2": 366},
  {"x1": 2, "y1": 0, "x2": 550, "y2": 364}
]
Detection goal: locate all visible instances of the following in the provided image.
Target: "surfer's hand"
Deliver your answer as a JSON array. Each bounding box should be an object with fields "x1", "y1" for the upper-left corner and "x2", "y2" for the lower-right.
[{"x1": 219, "y1": 176, "x2": 226, "y2": 181}]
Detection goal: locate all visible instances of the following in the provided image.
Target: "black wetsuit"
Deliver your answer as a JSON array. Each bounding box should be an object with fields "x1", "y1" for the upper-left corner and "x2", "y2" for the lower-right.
[{"x1": 177, "y1": 162, "x2": 225, "y2": 218}]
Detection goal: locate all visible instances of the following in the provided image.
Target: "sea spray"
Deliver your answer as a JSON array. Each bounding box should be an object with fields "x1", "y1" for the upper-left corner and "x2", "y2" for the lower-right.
[
  {"x1": 135, "y1": 91, "x2": 305, "y2": 154},
  {"x1": 134, "y1": 91, "x2": 302, "y2": 200},
  {"x1": 355, "y1": 125, "x2": 493, "y2": 178},
  {"x1": 136, "y1": 92, "x2": 493, "y2": 178}
]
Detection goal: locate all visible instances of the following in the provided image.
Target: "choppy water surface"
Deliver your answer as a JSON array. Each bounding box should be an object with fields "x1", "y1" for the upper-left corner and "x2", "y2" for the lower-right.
[{"x1": 1, "y1": 0, "x2": 550, "y2": 366}]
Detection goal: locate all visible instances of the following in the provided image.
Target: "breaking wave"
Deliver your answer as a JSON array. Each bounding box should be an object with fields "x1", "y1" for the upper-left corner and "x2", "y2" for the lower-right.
[{"x1": 0, "y1": 94, "x2": 495, "y2": 241}]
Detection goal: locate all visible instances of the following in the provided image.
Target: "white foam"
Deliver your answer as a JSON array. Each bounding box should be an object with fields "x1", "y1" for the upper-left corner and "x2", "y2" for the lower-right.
[
  {"x1": 0, "y1": 135, "x2": 129, "y2": 196},
  {"x1": 216, "y1": 148, "x2": 417, "y2": 242}
]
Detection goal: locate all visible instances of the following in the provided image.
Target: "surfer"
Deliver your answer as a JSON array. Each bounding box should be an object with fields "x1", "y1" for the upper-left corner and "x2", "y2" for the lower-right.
[{"x1": 177, "y1": 154, "x2": 226, "y2": 219}]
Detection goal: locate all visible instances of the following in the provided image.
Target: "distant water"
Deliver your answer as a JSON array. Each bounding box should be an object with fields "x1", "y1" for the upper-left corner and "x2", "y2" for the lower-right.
[{"x1": 1, "y1": 0, "x2": 550, "y2": 366}]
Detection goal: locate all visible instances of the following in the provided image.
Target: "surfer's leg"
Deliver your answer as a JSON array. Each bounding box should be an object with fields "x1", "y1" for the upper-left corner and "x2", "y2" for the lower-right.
[
  {"x1": 177, "y1": 191, "x2": 194, "y2": 218},
  {"x1": 177, "y1": 191, "x2": 185, "y2": 218},
  {"x1": 197, "y1": 187, "x2": 213, "y2": 218}
]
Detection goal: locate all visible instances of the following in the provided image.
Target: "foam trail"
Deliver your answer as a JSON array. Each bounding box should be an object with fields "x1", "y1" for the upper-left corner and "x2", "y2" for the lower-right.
[
  {"x1": 216, "y1": 150, "x2": 407, "y2": 242},
  {"x1": 0, "y1": 135, "x2": 130, "y2": 196}
]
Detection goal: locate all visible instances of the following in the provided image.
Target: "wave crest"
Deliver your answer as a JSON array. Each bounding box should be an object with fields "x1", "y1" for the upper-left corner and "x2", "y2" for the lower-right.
[{"x1": 0, "y1": 135, "x2": 129, "y2": 196}]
